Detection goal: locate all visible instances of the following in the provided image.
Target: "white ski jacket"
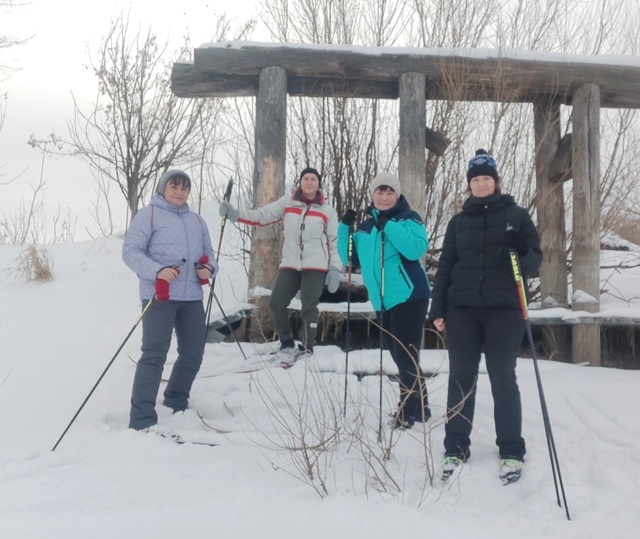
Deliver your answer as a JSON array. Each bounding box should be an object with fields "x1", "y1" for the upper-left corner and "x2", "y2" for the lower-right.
[{"x1": 236, "y1": 188, "x2": 340, "y2": 272}]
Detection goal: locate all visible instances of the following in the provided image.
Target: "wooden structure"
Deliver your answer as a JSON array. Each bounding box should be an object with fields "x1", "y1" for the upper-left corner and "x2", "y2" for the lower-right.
[{"x1": 172, "y1": 41, "x2": 640, "y2": 366}]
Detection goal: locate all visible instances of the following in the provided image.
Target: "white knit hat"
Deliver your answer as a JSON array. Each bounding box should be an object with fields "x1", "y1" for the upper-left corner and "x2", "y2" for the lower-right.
[{"x1": 370, "y1": 172, "x2": 401, "y2": 197}]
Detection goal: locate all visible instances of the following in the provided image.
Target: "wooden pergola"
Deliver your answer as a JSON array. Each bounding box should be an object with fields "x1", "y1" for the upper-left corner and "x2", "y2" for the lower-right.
[{"x1": 171, "y1": 41, "x2": 640, "y2": 366}]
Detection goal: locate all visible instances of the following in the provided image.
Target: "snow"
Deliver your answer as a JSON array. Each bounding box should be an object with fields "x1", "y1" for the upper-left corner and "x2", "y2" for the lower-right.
[
  {"x1": 2, "y1": 202, "x2": 640, "y2": 537},
  {"x1": 200, "y1": 40, "x2": 640, "y2": 68}
]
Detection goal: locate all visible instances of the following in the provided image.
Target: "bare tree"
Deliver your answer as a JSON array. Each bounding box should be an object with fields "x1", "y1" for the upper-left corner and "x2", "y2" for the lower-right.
[
  {"x1": 0, "y1": 0, "x2": 31, "y2": 82},
  {"x1": 260, "y1": 0, "x2": 407, "y2": 219},
  {"x1": 29, "y1": 12, "x2": 214, "y2": 221},
  {"x1": 1, "y1": 0, "x2": 31, "y2": 183},
  {"x1": 219, "y1": 0, "x2": 640, "y2": 284}
]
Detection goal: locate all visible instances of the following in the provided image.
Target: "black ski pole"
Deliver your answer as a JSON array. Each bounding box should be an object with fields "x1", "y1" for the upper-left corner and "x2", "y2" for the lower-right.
[
  {"x1": 509, "y1": 249, "x2": 571, "y2": 521},
  {"x1": 205, "y1": 178, "x2": 234, "y2": 337},
  {"x1": 377, "y1": 229, "x2": 386, "y2": 441},
  {"x1": 52, "y1": 297, "x2": 156, "y2": 451},
  {"x1": 343, "y1": 223, "x2": 354, "y2": 416},
  {"x1": 212, "y1": 289, "x2": 248, "y2": 360}
]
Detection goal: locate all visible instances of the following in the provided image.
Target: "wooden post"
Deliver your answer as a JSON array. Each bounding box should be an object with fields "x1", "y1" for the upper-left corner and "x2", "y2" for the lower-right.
[
  {"x1": 398, "y1": 72, "x2": 426, "y2": 217},
  {"x1": 534, "y1": 98, "x2": 567, "y2": 305},
  {"x1": 248, "y1": 66, "x2": 287, "y2": 341},
  {"x1": 571, "y1": 84, "x2": 601, "y2": 366},
  {"x1": 533, "y1": 97, "x2": 571, "y2": 360}
]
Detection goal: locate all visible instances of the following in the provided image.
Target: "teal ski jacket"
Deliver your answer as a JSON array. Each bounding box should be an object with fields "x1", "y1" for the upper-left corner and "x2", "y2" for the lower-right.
[{"x1": 338, "y1": 196, "x2": 430, "y2": 311}]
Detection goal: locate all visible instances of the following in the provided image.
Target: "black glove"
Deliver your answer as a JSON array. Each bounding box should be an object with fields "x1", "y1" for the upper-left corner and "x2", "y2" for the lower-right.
[
  {"x1": 341, "y1": 209, "x2": 356, "y2": 226},
  {"x1": 375, "y1": 215, "x2": 390, "y2": 231},
  {"x1": 503, "y1": 229, "x2": 529, "y2": 256}
]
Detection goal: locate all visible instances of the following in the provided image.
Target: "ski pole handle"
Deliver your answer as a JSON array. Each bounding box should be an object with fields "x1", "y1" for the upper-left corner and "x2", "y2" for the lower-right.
[
  {"x1": 223, "y1": 178, "x2": 234, "y2": 202},
  {"x1": 509, "y1": 249, "x2": 529, "y2": 321}
]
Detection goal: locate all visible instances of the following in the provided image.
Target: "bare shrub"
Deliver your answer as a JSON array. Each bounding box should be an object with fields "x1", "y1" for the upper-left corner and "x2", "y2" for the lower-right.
[
  {"x1": 248, "y1": 364, "x2": 343, "y2": 497},
  {"x1": 16, "y1": 245, "x2": 54, "y2": 282},
  {"x1": 246, "y1": 341, "x2": 443, "y2": 502}
]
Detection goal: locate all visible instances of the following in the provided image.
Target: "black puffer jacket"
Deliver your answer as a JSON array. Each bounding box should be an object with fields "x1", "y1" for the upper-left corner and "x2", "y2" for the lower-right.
[{"x1": 428, "y1": 193, "x2": 542, "y2": 320}]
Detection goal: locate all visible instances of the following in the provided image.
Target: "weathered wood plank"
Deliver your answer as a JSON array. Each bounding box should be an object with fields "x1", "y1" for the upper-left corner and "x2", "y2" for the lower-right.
[
  {"x1": 571, "y1": 84, "x2": 601, "y2": 310},
  {"x1": 247, "y1": 66, "x2": 287, "y2": 342},
  {"x1": 534, "y1": 97, "x2": 569, "y2": 361},
  {"x1": 571, "y1": 83, "x2": 601, "y2": 366},
  {"x1": 171, "y1": 42, "x2": 640, "y2": 108},
  {"x1": 534, "y1": 97, "x2": 567, "y2": 306},
  {"x1": 399, "y1": 72, "x2": 426, "y2": 217}
]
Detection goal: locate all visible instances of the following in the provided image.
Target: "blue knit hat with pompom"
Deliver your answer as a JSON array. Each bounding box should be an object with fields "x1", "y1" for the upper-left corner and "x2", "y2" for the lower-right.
[{"x1": 467, "y1": 149, "x2": 499, "y2": 184}]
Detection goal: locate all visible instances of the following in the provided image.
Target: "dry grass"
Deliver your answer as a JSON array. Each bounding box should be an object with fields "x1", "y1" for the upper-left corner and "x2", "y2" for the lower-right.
[{"x1": 17, "y1": 245, "x2": 54, "y2": 283}]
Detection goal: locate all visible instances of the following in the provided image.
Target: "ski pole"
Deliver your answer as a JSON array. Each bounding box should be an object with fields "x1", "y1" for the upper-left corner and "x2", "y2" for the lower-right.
[
  {"x1": 205, "y1": 178, "x2": 234, "y2": 339},
  {"x1": 212, "y1": 289, "x2": 248, "y2": 360},
  {"x1": 52, "y1": 297, "x2": 156, "y2": 451},
  {"x1": 343, "y1": 223, "x2": 354, "y2": 416},
  {"x1": 509, "y1": 249, "x2": 571, "y2": 521},
  {"x1": 377, "y1": 229, "x2": 386, "y2": 442}
]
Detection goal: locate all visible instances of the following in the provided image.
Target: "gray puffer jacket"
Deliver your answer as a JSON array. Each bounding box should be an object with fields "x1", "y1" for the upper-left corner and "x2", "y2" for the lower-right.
[{"x1": 123, "y1": 194, "x2": 216, "y2": 301}]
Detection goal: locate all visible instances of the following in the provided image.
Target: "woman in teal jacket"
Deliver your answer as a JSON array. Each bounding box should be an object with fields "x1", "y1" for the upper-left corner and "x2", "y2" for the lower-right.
[{"x1": 338, "y1": 172, "x2": 431, "y2": 429}]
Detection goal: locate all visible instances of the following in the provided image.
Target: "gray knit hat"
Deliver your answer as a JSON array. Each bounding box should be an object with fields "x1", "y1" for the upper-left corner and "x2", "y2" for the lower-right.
[
  {"x1": 157, "y1": 169, "x2": 192, "y2": 195},
  {"x1": 370, "y1": 172, "x2": 401, "y2": 197}
]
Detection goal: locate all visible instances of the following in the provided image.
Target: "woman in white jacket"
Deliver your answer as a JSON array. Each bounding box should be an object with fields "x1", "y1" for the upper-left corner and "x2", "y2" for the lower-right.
[{"x1": 219, "y1": 168, "x2": 340, "y2": 358}]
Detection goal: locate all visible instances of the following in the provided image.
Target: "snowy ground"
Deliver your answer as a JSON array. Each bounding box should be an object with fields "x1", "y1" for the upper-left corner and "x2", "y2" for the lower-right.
[{"x1": 2, "y1": 220, "x2": 640, "y2": 538}]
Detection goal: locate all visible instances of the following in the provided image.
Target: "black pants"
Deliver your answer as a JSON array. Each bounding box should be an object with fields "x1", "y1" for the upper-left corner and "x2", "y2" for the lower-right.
[
  {"x1": 268, "y1": 269, "x2": 326, "y2": 348},
  {"x1": 444, "y1": 305, "x2": 526, "y2": 460},
  {"x1": 378, "y1": 299, "x2": 429, "y2": 419}
]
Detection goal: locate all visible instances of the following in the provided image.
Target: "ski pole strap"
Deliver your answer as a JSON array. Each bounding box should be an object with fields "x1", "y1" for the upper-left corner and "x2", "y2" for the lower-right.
[{"x1": 509, "y1": 250, "x2": 529, "y2": 321}]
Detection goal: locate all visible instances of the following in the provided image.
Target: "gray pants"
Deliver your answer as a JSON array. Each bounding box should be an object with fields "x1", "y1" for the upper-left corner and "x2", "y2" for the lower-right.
[
  {"x1": 129, "y1": 299, "x2": 206, "y2": 430},
  {"x1": 268, "y1": 269, "x2": 326, "y2": 348}
]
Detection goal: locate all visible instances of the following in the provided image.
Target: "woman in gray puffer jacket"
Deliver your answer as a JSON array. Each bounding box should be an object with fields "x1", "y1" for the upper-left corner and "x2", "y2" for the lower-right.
[{"x1": 123, "y1": 169, "x2": 216, "y2": 431}]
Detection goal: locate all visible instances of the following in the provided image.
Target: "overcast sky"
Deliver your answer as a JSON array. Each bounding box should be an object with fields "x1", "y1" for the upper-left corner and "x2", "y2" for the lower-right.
[{"x1": 0, "y1": 0, "x2": 260, "y2": 240}]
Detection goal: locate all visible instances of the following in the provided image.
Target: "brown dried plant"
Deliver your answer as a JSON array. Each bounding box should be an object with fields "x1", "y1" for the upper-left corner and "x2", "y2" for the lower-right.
[{"x1": 17, "y1": 245, "x2": 54, "y2": 283}]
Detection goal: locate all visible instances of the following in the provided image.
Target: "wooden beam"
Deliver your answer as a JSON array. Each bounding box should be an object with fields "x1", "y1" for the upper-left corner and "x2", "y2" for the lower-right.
[{"x1": 171, "y1": 42, "x2": 640, "y2": 108}]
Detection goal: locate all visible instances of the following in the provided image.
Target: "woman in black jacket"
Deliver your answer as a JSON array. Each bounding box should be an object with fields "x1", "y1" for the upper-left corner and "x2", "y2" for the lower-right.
[{"x1": 429, "y1": 149, "x2": 542, "y2": 484}]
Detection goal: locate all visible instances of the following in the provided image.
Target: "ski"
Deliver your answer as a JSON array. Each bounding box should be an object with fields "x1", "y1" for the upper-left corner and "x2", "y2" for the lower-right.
[
  {"x1": 171, "y1": 436, "x2": 218, "y2": 447},
  {"x1": 155, "y1": 431, "x2": 219, "y2": 447},
  {"x1": 144, "y1": 426, "x2": 219, "y2": 447},
  {"x1": 196, "y1": 411, "x2": 232, "y2": 434},
  {"x1": 199, "y1": 354, "x2": 297, "y2": 378},
  {"x1": 230, "y1": 357, "x2": 295, "y2": 374}
]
